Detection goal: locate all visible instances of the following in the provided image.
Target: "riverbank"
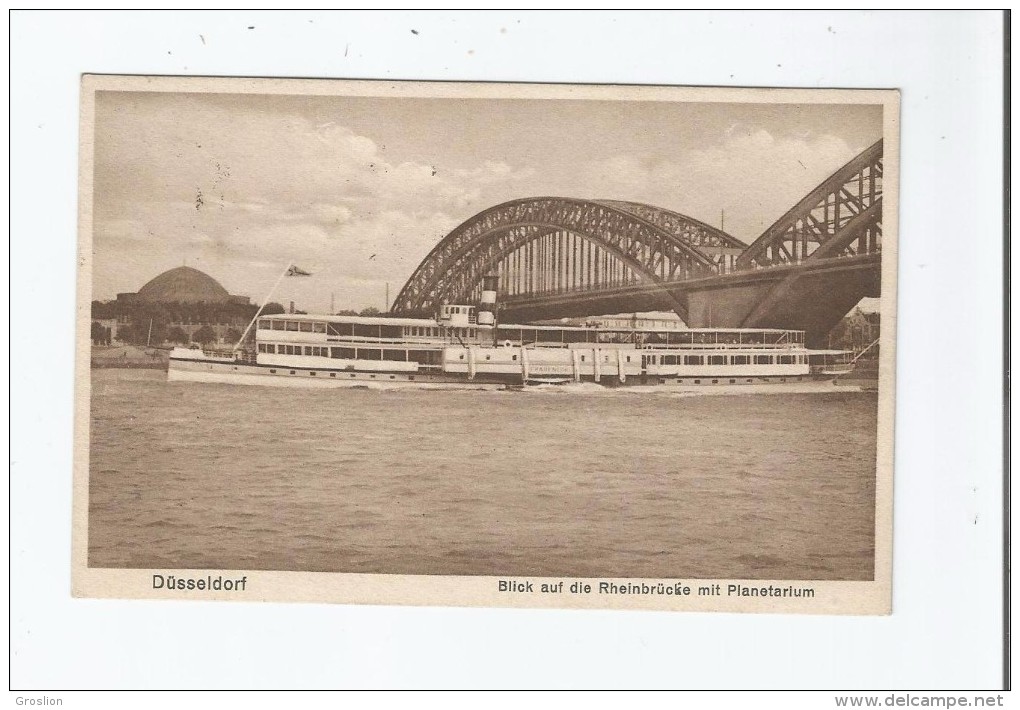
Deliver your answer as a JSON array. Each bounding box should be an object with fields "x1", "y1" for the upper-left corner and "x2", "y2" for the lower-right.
[
  {"x1": 91, "y1": 345, "x2": 168, "y2": 370},
  {"x1": 837, "y1": 359, "x2": 879, "y2": 391}
]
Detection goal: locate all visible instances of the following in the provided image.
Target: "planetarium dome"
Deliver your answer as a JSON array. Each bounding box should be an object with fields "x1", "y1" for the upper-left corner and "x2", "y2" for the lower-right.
[{"x1": 135, "y1": 266, "x2": 232, "y2": 303}]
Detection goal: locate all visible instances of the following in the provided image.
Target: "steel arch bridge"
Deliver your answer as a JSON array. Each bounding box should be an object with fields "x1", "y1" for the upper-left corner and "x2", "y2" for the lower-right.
[
  {"x1": 737, "y1": 139, "x2": 883, "y2": 269},
  {"x1": 391, "y1": 140, "x2": 884, "y2": 344}
]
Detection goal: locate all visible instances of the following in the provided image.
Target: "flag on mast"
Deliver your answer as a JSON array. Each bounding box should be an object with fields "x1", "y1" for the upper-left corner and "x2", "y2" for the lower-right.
[{"x1": 287, "y1": 265, "x2": 312, "y2": 276}]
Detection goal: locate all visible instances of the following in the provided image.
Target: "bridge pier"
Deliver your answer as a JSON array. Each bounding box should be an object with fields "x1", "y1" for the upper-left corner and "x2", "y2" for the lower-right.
[{"x1": 681, "y1": 255, "x2": 881, "y2": 347}]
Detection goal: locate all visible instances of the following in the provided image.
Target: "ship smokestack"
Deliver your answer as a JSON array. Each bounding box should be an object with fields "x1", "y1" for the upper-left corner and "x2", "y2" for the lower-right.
[{"x1": 477, "y1": 275, "x2": 498, "y2": 327}]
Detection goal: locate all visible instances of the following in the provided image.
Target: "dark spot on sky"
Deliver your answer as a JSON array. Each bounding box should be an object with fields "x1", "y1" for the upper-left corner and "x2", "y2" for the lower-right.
[
  {"x1": 247, "y1": 26, "x2": 255, "y2": 30},
  {"x1": 199, "y1": 34, "x2": 205, "y2": 45},
  {"x1": 410, "y1": 29, "x2": 419, "y2": 35}
]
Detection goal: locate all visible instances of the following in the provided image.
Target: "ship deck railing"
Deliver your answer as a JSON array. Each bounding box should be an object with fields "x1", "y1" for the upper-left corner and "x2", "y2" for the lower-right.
[{"x1": 309, "y1": 336, "x2": 806, "y2": 349}]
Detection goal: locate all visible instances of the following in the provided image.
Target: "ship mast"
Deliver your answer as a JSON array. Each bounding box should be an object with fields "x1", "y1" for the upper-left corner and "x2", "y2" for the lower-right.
[{"x1": 232, "y1": 261, "x2": 294, "y2": 352}]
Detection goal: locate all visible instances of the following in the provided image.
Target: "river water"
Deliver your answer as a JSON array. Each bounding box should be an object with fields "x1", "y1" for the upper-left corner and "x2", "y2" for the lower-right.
[{"x1": 88, "y1": 369, "x2": 877, "y2": 580}]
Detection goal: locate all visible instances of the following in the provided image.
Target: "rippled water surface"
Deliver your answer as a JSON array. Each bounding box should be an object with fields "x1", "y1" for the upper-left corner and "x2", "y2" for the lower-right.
[{"x1": 89, "y1": 369, "x2": 878, "y2": 580}]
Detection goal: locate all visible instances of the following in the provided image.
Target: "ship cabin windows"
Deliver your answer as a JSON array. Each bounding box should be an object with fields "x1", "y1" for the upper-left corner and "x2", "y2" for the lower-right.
[
  {"x1": 405, "y1": 326, "x2": 441, "y2": 338},
  {"x1": 647, "y1": 353, "x2": 790, "y2": 367},
  {"x1": 257, "y1": 343, "x2": 276, "y2": 354},
  {"x1": 440, "y1": 304, "x2": 478, "y2": 326},
  {"x1": 308, "y1": 346, "x2": 437, "y2": 363},
  {"x1": 445, "y1": 327, "x2": 477, "y2": 341},
  {"x1": 259, "y1": 319, "x2": 334, "y2": 333},
  {"x1": 327, "y1": 323, "x2": 404, "y2": 339},
  {"x1": 408, "y1": 350, "x2": 442, "y2": 367}
]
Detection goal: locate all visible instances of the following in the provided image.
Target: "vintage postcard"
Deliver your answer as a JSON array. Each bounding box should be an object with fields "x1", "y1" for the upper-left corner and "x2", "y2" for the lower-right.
[{"x1": 74, "y1": 75, "x2": 898, "y2": 613}]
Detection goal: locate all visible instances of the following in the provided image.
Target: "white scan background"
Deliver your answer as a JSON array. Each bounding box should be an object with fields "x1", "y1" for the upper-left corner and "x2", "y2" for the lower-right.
[{"x1": 8, "y1": 10, "x2": 1006, "y2": 692}]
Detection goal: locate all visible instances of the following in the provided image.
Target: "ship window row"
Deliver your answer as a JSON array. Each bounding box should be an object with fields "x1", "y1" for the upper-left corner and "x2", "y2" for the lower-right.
[
  {"x1": 261, "y1": 343, "x2": 442, "y2": 364},
  {"x1": 646, "y1": 354, "x2": 804, "y2": 366},
  {"x1": 261, "y1": 344, "x2": 332, "y2": 356},
  {"x1": 256, "y1": 318, "x2": 803, "y2": 346},
  {"x1": 257, "y1": 319, "x2": 425, "y2": 339},
  {"x1": 258, "y1": 319, "x2": 328, "y2": 333},
  {"x1": 408, "y1": 326, "x2": 441, "y2": 337},
  {"x1": 493, "y1": 327, "x2": 802, "y2": 346},
  {"x1": 447, "y1": 327, "x2": 476, "y2": 339}
]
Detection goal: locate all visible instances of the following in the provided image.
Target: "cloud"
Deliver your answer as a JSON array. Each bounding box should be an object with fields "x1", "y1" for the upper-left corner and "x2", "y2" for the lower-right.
[
  {"x1": 93, "y1": 102, "x2": 536, "y2": 308},
  {"x1": 574, "y1": 127, "x2": 859, "y2": 239},
  {"x1": 92, "y1": 96, "x2": 870, "y2": 312}
]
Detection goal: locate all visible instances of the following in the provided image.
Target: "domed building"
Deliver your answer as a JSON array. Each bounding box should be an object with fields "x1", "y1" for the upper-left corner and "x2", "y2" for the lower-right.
[
  {"x1": 118, "y1": 266, "x2": 250, "y2": 306},
  {"x1": 95, "y1": 266, "x2": 255, "y2": 347}
]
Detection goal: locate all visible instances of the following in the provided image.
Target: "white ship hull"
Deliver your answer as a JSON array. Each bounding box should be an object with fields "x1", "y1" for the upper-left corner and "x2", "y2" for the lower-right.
[
  {"x1": 167, "y1": 354, "x2": 857, "y2": 393},
  {"x1": 166, "y1": 312, "x2": 859, "y2": 393}
]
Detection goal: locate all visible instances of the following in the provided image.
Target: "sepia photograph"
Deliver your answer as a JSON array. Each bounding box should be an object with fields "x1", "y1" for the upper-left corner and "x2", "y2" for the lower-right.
[{"x1": 73, "y1": 75, "x2": 898, "y2": 613}]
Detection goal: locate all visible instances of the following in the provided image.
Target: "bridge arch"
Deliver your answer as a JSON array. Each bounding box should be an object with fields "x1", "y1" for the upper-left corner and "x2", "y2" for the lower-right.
[
  {"x1": 737, "y1": 139, "x2": 883, "y2": 269},
  {"x1": 391, "y1": 197, "x2": 736, "y2": 317}
]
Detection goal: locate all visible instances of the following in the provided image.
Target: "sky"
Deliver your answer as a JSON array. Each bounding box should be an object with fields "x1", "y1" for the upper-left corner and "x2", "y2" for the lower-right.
[{"x1": 92, "y1": 90, "x2": 883, "y2": 312}]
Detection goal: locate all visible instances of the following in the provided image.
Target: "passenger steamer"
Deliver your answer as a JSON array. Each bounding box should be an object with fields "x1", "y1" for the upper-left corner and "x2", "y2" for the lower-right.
[{"x1": 168, "y1": 277, "x2": 856, "y2": 390}]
